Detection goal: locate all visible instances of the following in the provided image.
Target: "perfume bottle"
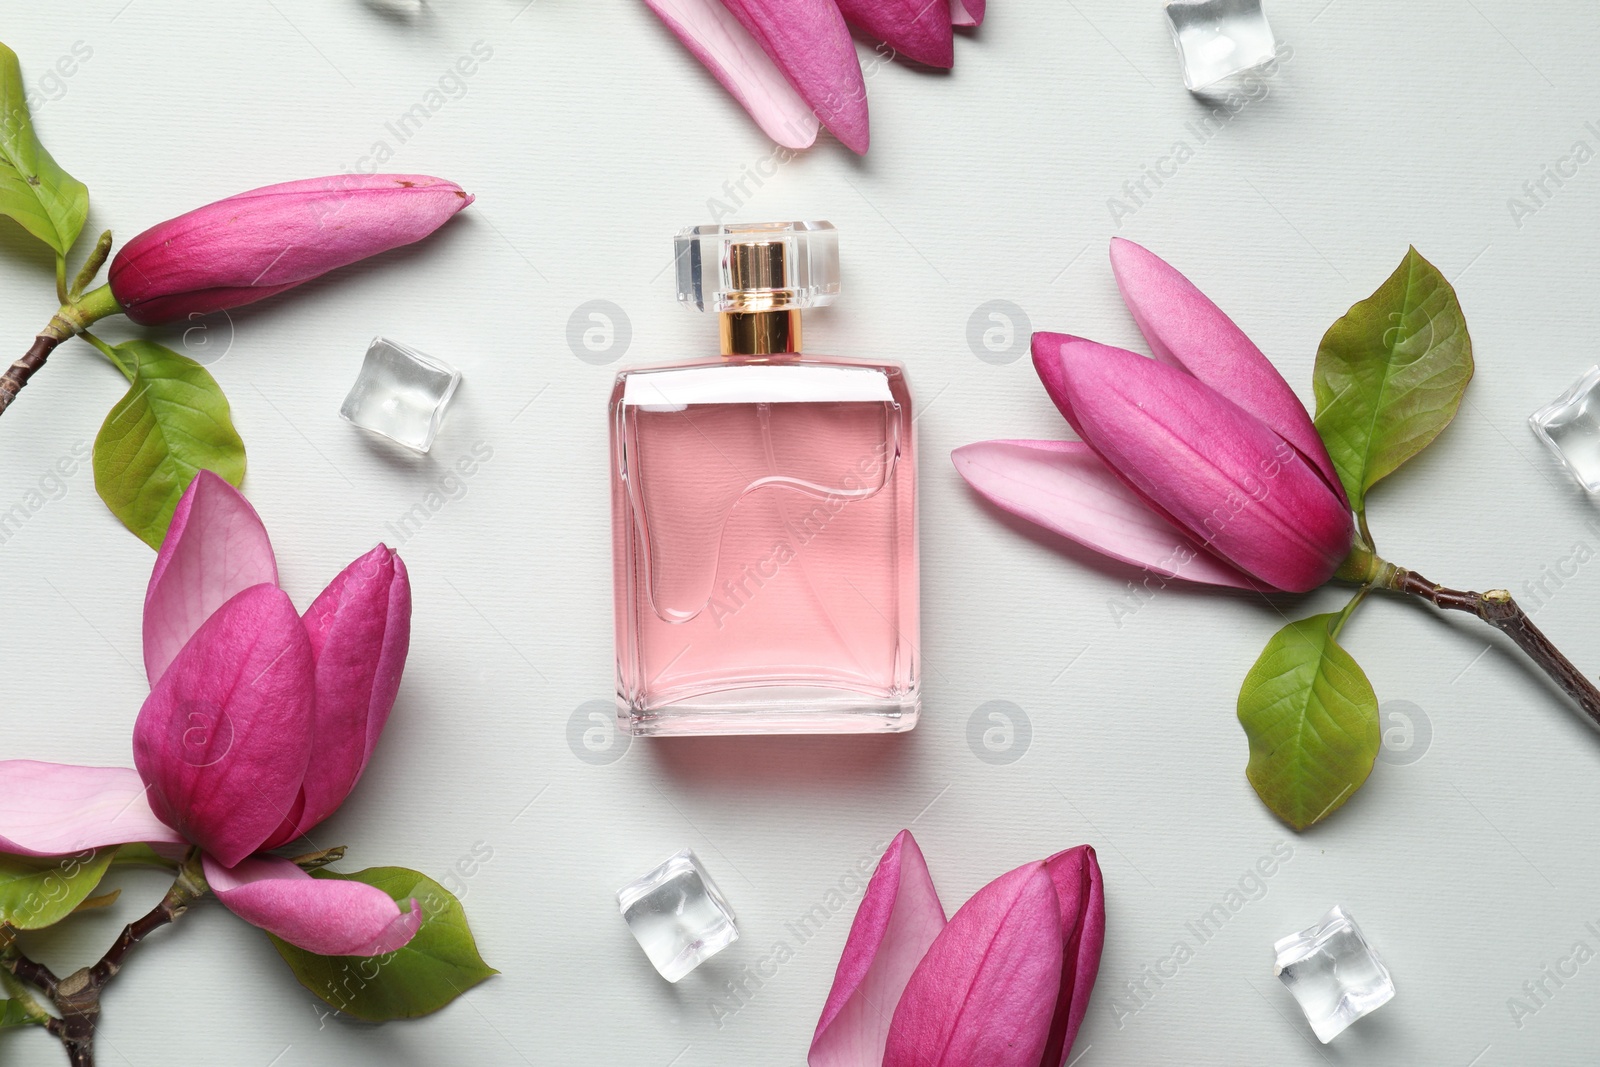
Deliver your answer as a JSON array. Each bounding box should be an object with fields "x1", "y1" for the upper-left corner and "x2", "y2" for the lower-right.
[{"x1": 610, "y1": 221, "x2": 919, "y2": 736}]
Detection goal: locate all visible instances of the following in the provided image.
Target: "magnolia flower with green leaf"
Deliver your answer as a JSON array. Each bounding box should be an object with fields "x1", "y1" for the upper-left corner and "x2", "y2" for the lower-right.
[
  {"x1": 0, "y1": 474, "x2": 493, "y2": 1066},
  {"x1": 0, "y1": 41, "x2": 470, "y2": 549},
  {"x1": 958, "y1": 239, "x2": 1596, "y2": 831}
]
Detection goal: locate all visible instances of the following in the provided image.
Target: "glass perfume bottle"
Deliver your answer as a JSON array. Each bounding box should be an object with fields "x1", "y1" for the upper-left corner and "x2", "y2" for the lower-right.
[{"x1": 610, "y1": 221, "x2": 919, "y2": 736}]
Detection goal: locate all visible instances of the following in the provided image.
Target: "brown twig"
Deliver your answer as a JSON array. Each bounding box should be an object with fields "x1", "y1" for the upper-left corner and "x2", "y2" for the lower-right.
[
  {"x1": 0, "y1": 332, "x2": 66, "y2": 415},
  {"x1": 1, "y1": 848, "x2": 207, "y2": 1067},
  {"x1": 0, "y1": 286, "x2": 125, "y2": 418},
  {"x1": 1387, "y1": 568, "x2": 1600, "y2": 731},
  {"x1": 2, "y1": 942, "x2": 60, "y2": 998}
]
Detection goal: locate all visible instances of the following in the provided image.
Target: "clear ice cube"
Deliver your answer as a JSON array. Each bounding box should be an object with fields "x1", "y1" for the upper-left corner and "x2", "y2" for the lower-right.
[
  {"x1": 339, "y1": 337, "x2": 461, "y2": 453},
  {"x1": 1164, "y1": 0, "x2": 1278, "y2": 92},
  {"x1": 1530, "y1": 366, "x2": 1600, "y2": 491},
  {"x1": 1273, "y1": 905, "x2": 1395, "y2": 1043},
  {"x1": 617, "y1": 848, "x2": 738, "y2": 982}
]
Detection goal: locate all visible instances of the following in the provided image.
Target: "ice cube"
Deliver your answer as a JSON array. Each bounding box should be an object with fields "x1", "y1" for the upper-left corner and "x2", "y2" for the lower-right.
[
  {"x1": 1529, "y1": 366, "x2": 1600, "y2": 491},
  {"x1": 1164, "y1": 0, "x2": 1279, "y2": 92},
  {"x1": 1274, "y1": 905, "x2": 1395, "y2": 1043},
  {"x1": 339, "y1": 337, "x2": 461, "y2": 453},
  {"x1": 617, "y1": 848, "x2": 738, "y2": 982}
]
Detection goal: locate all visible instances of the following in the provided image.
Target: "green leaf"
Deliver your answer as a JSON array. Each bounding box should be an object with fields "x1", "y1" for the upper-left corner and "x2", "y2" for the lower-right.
[
  {"x1": 0, "y1": 998, "x2": 38, "y2": 1029},
  {"x1": 1237, "y1": 613, "x2": 1380, "y2": 831},
  {"x1": 108, "y1": 842, "x2": 179, "y2": 871},
  {"x1": 1312, "y1": 247, "x2": 1474, "y2": 514},
  {"x1": 269, "y1": 867, "x2": 497, "y2": 1022},
  {"x1": 93, "y1": 339, "x2": 246, "y2": 549},
  {"x1": 0, "y1": 42, "x2": 88, "y2": 254},
  {"x1": 0, "y1": 849, "x2": 113, "y2": 930},
  {"x1": 72, "y1": 889, "x2": 121, "y2": 913}
]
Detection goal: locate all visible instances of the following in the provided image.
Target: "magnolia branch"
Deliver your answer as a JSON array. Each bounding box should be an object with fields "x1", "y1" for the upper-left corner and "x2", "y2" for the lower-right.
[
  {"x1": 0, "y1": 332, "x2": 66, "y2": 415},
  {"x1": 1386, "y1": 568, "x2": 1600, "y2": 731},
  {"x1": 1, "y1": 849, "x2": 207, "y2": 1067},
  {"x1": 0, "y1": 280, "x2": 123, "y2": 418}
]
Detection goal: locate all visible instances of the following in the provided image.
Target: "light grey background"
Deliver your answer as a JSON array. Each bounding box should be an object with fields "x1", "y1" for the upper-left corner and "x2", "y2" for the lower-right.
[{"x1": 3, "y1": 0, "x2": 1598, "y2": 1064}]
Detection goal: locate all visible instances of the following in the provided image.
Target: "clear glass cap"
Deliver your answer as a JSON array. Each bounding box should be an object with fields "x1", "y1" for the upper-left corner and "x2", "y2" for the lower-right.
[{"x1": 675, "y1": 221, "x2": 840, "y2": 313}]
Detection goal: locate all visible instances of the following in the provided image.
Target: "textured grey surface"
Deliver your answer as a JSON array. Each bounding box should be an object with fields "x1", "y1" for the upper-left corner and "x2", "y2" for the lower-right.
[{"x1": 2, "y1": 1, "x2": 1598, "y2": 1063}]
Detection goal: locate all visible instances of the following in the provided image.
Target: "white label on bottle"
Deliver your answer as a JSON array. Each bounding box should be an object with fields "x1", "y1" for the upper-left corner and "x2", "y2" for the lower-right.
[{"x1": 621, "y1": 364, "x2": 893, "y2": 409}]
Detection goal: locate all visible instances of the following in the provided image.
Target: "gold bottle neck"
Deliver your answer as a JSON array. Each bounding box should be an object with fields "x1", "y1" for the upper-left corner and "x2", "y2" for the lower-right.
[{"x1": 719, "y1": 309, "x2": 802, "y2": 356}]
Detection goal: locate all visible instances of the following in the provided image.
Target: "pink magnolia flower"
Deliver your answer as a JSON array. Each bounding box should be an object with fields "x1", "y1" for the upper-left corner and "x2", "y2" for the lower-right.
[
  {"x1": 0, "y1": 472, "x2": 418, "y2": 957},
  {"x1": 646, "y1": 0, "x2": 984, "y2": 153},
  {"x1": 954, "y1": 238, "x2": 1353, "y2": 594},
  {"x1": 108, "y1": 174, "x2": 473, "y2": 325},
  {"x1": 811, "y1": 831, "x2": 1104, "y2": 1067}
]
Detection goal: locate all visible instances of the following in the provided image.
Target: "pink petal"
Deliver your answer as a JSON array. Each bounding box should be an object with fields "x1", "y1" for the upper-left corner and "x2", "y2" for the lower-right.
[
  {"x1": 134, "y1": 585, "x2": 314, "y2": 868},
  {"x1": 1039, "y1": 847, "x2": 1105, "y2": 1067},
  {"x1": 144, "y1": 470, "x2": 278, "y2": 688},
  {"x1": 884, "y1": 863, "x2": 1063, "y2": 1067},
  {"x1": 265, "y1": 546, "x2": 411, "y2": 846},
  {"x1": 204, "y1": 854, "x2": 421, "y2": 956},
  {"x1": 952, "y1": 439, "x2": 1260, "y2": 590},
  {"x1": 0, "y1": 762, "x2": 186, "y2": 856},
  {"x1": 835, "y1": 0, "x2": 954, "y2": 67},
  {"x1": 722, "y1": 0, "x2": 870, "y2": 154},
  {"x1": 646, "y1": 0, "x2": 820, "y2": 149},
  {"x1": 950, "y1": 0, "x2": 984, "y2": 27},
  {"x1": 811, "y1": 830, "x2": 948, "y2": 1067},
  {"x1": 1109, "y1": 238, "x2": 1346, "y2": 504},
  {"x1": 1033, "y1": 334, "x2": 1352, "y2": 593}
]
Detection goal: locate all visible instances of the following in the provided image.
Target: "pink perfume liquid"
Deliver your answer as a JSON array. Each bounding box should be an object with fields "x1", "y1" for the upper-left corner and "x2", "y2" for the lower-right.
[{"x1": 611, "y1": 356, "x2": 919, "y2": 734}]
